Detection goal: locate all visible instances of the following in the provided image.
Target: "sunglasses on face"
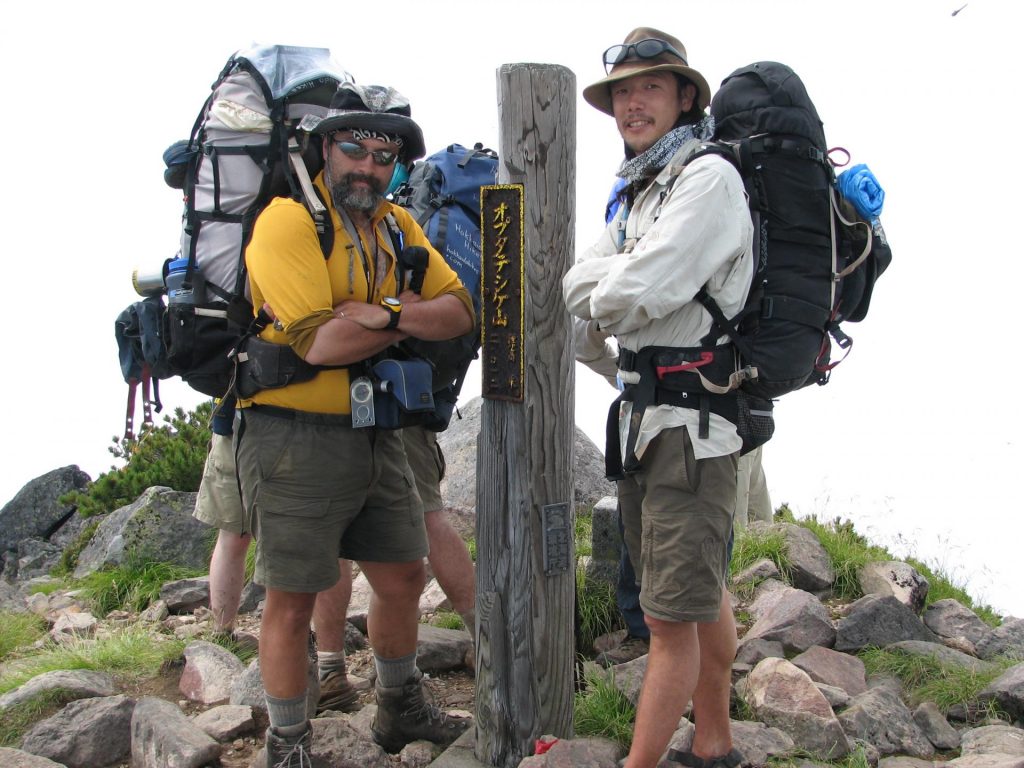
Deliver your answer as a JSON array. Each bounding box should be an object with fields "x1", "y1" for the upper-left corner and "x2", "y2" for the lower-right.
[
  {"x1": 332, "y1": 139, "x2": 399, "y2": 167},
  {"x1": 603, "y1": 38, "x2": 687, "y2": 74}
]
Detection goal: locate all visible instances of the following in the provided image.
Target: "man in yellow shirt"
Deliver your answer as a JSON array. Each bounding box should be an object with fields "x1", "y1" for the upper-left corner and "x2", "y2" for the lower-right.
[{"x1": 235, "y1": 82, "x2": 474, "y2": 765}]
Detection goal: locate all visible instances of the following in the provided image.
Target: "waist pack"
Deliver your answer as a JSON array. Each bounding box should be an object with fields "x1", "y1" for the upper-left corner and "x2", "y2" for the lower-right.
[
  {"x1": 231, "y1": 335, "x2": 320, "y2": 400},
  {"x1": 605, "y1": 344, "x2": 774, "y2": 478},
  {"x1": 370, "y1": 359, "x2": 436, "y2": 430}
]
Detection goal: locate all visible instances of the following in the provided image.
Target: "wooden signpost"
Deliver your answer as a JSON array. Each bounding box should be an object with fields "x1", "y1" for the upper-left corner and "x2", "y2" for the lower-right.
[{"x1": 474, "y1": 62, "x2": 577, "y2": 768}]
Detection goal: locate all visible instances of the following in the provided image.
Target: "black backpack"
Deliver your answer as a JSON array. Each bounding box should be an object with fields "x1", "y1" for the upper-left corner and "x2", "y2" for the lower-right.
[
  {"x1": 391, "y1": 143, "x2": 497, "y2": 430},
  {"x1": 689, "y1": 61, "x2": 892, "y2": 401}
]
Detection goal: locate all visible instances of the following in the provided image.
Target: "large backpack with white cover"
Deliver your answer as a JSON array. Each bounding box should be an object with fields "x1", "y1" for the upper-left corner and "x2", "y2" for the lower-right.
[
  {"x1": 391, "y1": 143, "x2": 497, "y2": 429},
  {"x1": 692, "y1": 61, "x2": 891, "y2": 400},
  {"x1": 164, "y1": 44, "x2": 351, "y2": 397}
]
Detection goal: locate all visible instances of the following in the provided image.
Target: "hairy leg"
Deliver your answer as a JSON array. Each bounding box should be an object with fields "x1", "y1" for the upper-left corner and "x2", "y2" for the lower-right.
[
  {"x1": 625, "y1": 616, "x2": 701, "y2": 768},
  {"x1": 208, "y1": 530, "x2": 252, "y2": 632},
  {"x1": 312, "y1": 559, "x2": 353, "y2": 652},
  {"x1": 424, "y1": 509, "x2": 475, "y2": 619}
]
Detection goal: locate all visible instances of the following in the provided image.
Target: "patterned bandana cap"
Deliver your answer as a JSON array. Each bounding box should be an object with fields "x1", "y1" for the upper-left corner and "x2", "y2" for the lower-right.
[
  {"x1": 350, "y1": 128, "x2": 404, "y2": 147},
  {"x1": 297, "y1": 82, "x2": 426, "y2": 161},
  {"x1": 358, "y1": 85, "x2": 404, "y2": 112}
]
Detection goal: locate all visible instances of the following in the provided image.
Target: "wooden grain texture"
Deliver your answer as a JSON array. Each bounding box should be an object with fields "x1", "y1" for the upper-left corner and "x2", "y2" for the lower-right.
[{"x1": 474, "y1": 62, "x2": 577, "y2": 768}]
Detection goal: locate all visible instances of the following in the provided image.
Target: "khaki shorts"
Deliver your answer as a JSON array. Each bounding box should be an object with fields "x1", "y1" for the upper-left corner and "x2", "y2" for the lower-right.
[
  {"x1": 193, "y1": 432, "x2": 245, "y2": 533},
  {"x1": 236, "y1": 407, "x2": 427, "y2": 593},
  {"x1": 618, "y1": 426, "x2": 737, "y2": 623},
  {"x1": 401, "y1": 425, "x2": 445, "y2": 512}
]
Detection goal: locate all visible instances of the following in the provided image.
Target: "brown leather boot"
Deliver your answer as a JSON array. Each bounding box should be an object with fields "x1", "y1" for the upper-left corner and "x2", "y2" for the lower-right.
[
  {"x1": 371, "y1": 669, "x2": 470, "y2": 752},
  {"x1": 316, "y1": 666, "x2": 361, "y2": 714}
]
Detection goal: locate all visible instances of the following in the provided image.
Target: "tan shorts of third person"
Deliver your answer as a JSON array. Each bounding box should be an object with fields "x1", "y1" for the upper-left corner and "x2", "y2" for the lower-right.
[
  {"x1": 617, "y1": 425, "x2": 738, "y2": 624},
  {"x1": 193, "y1": 432, "x2": 245, "y2": 534},
  {"x1": 401, "y1": 425, "x2": 446, "y2": 512}
]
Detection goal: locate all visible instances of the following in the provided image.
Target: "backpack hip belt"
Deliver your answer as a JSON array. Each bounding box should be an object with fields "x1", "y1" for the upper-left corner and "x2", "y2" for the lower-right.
[{"x1": 605, "y1": 344, "x2": 740, "y2": 481}]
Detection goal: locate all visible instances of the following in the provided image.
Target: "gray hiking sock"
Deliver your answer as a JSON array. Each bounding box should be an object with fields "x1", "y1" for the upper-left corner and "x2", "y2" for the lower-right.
[
  {"x1": 265, "y1": 692, "x2": 309, "y2": 731},
  {"x1": 317, "y1": 650, "x2": 346, "y2": 677},
  {"x1": 374, "y1": 651, "x2": 417, "y2": 688}
]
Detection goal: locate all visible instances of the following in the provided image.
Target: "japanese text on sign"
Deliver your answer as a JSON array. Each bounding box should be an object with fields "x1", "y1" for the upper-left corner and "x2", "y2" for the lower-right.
[{"x1": 480, "y1": 184, "x2": 524, "y2": 402}]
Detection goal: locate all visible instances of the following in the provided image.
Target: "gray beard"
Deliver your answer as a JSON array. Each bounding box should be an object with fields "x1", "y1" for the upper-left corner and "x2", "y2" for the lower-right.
[{"x1": 330, "y1": 174, "x2": 383, "y2": 213}]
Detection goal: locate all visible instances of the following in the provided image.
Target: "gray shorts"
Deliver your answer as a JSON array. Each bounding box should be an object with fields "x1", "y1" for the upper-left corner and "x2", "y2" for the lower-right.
[
  {"x1": 618, "y1": 426, "x2": 737, "y2": 623},
  {"x1": 401, "y1": 425, "x2": 445, "y2": 512},
  {"x1": 235, "y1": 407, "x2": 427, "y2": 593},
  {"x1": 193, "y1": 432, "x2": 245, "y2": 533}
]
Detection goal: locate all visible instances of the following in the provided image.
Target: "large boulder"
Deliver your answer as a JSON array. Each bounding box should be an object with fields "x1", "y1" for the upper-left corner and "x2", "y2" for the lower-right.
[
  {"x1": 72, "y1": 487, "x2": 207, "y2": 578},
  {"x1": 438, "y1": 396, "x2": 614, "y2": 513},
  {"x1": 743, "y1": 657, "x2": 851, "y2": 760},
  {"x1": 834, "y1": 594, "x2": 938, "y2": 652},
  {"x1": 0, "y1": 466, "x2": 90, "y2": 554}
]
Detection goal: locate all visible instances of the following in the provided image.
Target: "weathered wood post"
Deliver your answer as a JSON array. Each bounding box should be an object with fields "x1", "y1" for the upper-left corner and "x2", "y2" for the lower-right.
[{"x1": 474, "y1": 63, "x2": 577, "y2": 767}]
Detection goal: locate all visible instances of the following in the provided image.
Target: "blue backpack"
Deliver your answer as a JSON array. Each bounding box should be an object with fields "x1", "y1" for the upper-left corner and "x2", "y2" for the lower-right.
[{"x1": 391, "y1": 143, "x2": 497, "y2": 430}]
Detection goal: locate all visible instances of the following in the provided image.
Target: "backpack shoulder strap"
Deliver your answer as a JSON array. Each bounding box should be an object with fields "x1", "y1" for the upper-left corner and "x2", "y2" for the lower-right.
[{"x1": 288, "y1": 137, "x2": 334, "y2": 259}]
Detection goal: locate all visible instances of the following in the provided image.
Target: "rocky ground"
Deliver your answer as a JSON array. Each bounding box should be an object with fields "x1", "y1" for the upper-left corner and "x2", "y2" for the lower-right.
[{"x1": 2, "y1": 409, "x2": 1024, "y2": 766}]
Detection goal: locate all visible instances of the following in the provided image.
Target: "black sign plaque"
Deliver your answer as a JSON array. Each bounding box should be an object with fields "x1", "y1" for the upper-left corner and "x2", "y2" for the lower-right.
[{"x1": 480, "y1": 184, "x2": 524, "y2": 402}]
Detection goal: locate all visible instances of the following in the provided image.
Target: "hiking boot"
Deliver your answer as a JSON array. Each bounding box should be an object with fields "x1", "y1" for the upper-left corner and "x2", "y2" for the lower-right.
[
  {"x1": 264, "y1": 723, "x2": 312, "y2": 768},
  {"x1": 316, "y1": 667, "x2": 361, "y2": 714},
  {"x1": 595, "y1": 634, "x2": 650, "y2": 668},
  {"x1": 371, "y1": 669, "x2": 470, "y2": 753}
]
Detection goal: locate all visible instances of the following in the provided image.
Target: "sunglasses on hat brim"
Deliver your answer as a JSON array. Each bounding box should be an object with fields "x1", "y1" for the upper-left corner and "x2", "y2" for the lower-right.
[{"x1": 603, "y1": 38, "x2": 687, "y2": 74}]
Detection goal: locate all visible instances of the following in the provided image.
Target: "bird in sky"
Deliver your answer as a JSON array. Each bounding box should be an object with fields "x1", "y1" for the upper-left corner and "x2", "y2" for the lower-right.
[{"x1": 952, "y1": 3, "x2": 967, "y2": 16}]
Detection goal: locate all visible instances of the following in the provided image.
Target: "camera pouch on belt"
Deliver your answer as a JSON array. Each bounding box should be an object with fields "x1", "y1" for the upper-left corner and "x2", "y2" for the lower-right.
[
  {"x1": 233, "y1": 336, "x2": 320, "y2": 399},
  {"x1": 371, "y1": 358, "x2": 435, "y2": 430}
]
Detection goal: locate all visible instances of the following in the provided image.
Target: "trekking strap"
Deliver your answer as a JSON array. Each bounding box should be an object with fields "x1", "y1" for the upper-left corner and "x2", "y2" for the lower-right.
[
  {"x1": 124, "y1": 379, "x2": 138, "y2": 441},
  {"x1": 831, "y1": 185, "x2": 873, "y2": 279},
  {"x1": 124, "y1": 364, "x2": 162, "y2": 441}
]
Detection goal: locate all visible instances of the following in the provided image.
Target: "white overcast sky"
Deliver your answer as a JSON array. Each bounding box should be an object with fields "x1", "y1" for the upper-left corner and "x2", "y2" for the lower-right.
[{"x1": 2, "y1": 0, "x2": 1021, "y2": 616}]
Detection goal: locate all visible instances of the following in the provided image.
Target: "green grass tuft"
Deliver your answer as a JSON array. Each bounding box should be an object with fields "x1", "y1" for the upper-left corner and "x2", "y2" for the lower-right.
[
  {"x1": 904, "y1": 557, "x2": 1001, "y2": 627},
  {"x1": 0, "y1": 612, "x2": 48, "y2": 661},
  {"x1": 204, "y1": 628, "x2": 259, "y2": 665},
  {"x1": 576, "y1": 566, "x2": 624, "y2": 654},
  {"x1": 731, "y1": 525, "x2": 792, "y2": 584},
  {"x1": 574, "y1": 665, "x2": 636, "y2": 749},
  {"x1": 0, "y1": 688, "x2": 79, "y2": 746},
  {"x1": 767, "y1": 745, "x2": 873, "y2": 767},
  {"x1": 430, "y1": 611, "x2": 466, "y2": 631},
  {"x1": 575, "y1": 508, "x2": 593, "y2": 559},
  {"x1": 859, "y1": 646, "x2": 1014, "y2": 718},
  {"x1": 75, "y1": 553, "x2": 204, "y2": 616},
  {"x1": 0, "y1": 626, "x2": 185, "y2": 695},
  {"x1": 796, "y1": 515, "x2": 889, "y2": 600}
]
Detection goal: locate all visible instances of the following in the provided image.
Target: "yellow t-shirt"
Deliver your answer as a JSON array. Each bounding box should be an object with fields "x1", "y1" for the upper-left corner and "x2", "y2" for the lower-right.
[{"x1": 240, "y1": 173, "x2": 472, "y2": 414}]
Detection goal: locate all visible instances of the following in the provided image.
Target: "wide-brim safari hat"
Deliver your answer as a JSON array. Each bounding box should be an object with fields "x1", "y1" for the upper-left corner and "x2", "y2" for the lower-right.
[
  {"x1": 583, "y1": 27, "x2": 711, "y2": 116},
  {"x1": 298, "y1": 83, "x2": 426, "y2": 161}
]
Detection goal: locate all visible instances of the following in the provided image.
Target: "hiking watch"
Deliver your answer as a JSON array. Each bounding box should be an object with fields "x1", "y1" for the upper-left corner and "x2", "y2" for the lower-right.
[{"x1": 381, "y1": 296, "x2": 402, "y2": 329}]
